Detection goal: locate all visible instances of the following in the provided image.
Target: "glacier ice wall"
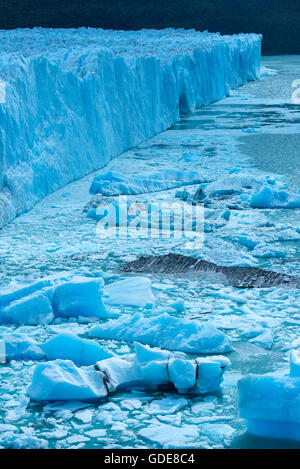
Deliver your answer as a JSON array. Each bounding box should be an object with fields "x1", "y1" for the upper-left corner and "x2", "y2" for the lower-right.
[{"x1": 0, "y1": 28, "x2": 261, "y2": 227}]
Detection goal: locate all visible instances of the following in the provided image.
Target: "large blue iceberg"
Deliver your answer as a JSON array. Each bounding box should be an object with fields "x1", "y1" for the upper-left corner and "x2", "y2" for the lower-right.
[
  {"x1": 0, "y1": 28, "x2": 261, "y2": 227},
  {"x1": 0, "y1": 276, "x2": 109, "y2": 324},
  {"x1": 238, "y1": 352, "x2": 300, "y2": 441},
  {"x1": 90, "y1": 312, "x2": 232, "y2": 354},
  {"x1": 27, "y1": 342, "x2": 230, "y2": 401},
  {"x1": 0, "y1": 331, "x2": 113, "y2": 365}
]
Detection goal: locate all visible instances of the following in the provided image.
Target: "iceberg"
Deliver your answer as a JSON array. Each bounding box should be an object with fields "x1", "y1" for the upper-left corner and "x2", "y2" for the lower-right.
[
  {"x1": 27, "y1": 359, "x2": 108, "y2": 402},
  {"x1": 133, "y1": 343, "x2": 229, "y2": 394},
  {"x1": 203, "y1": 175, "x2": 265, "y2": 198},
  {"x1": 90, "y1": 169, "x2": 202, "y2": 196},
  {"x1": 0, "y1": 433, "x2": 48, "y2": 449},
  {"x1": 0, "y1": 28, "x2": 261, "y2": 228},
  {"x1": 52, "y1": 277, "x2": 107, "y2": 318},
  {"x1": 250, "y1": 186, "x2": 300, "y2": 209},
  {"x1": 249, "y1": 329, "x2": 274, "y2": 349},
  {"x1": 0, "y1": 331, "x2": 112, "y2": 364},
  {"x1": 238, "y1": 352, "x2": 300, "y2": 441},
  {"x1": 28, "y1": 342, "x2": 229, "y2": 401},
  {"x1": 0, "y1": 291, "x2": 54, "y2": 325},
  {"x1": 89, "y1": 312, "x2": 232, "y2": 354},
  {"x1": 41, "y1": 334, "x2": 113, "y2": 366},
  {"x1": 0, "y1": 332, "x2": 45, "y2": 361},
  {"x1": 0, "y1": 275, "x2": 109, "y2": 324},
  {"x1": 103, "y1": 277, "x2": 156, "y2": 308}
]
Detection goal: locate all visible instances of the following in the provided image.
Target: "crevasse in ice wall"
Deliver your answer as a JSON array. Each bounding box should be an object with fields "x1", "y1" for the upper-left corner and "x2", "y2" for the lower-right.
[{"x1": 0, "y1": 28, "x2": 261, "y2": 227}]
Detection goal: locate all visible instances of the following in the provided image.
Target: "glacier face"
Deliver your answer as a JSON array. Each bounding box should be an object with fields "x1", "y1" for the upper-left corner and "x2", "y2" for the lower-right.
[{"x1": 0, "y1": 28, "x2": 261, "y2": 227}]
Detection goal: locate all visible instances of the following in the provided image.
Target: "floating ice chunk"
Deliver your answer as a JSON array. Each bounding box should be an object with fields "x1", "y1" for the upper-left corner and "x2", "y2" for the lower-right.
[
  {"x1": 52, "y1": 277, "x2": 108, "y2": 318},
  {"x1": 41, "y1": 334, "x2": 113, "y2": 366},
  {"x1": 0, "y1": 275, "x2": 109, "y2": 324},
  {"x1": 195, "y1": 358, "x2": 225, "y2": 394},
  {"x1": 28, "y1": 342, "x2": 228, "y2": 402},
  {"x1": 240, "y1": 325, "x2": 265, "y2": 339},
  {"x1": 136, "y1": 360, "x2": 170, "y2": 389},
  {"x1": 145, "y1": 397, "x2": 188, "y2": 415},
  {"x1": 0, "y1": 424, "x2": 18, "y2": 432},
  {"x1": 27, "y1": 360, "x2": 107, "y2": 402},
  {"x1": 134, "y1": 342, "x2": 171, "y2": 365},
  {"x1": 252, "y1": 245, "x2": 286, "y2": 259},
  {"x1": 168, "y1": 358, "x2": 197, "y2": 393},
  {"x1": 103, "y1": 277, "x2": 156, "y2": 308},
  {"x1": 203, "y1": 175, "x2": 264, "y2": 198},
  {"x1": 0, "y1": 279, "x2": 53, "y2": 309},
  {"x1": 199, "y1": 423, "x2": 235, "y2": 444},
  {"x1": 85, "y1": 429, "x2": 106, "y2": 438},
  {"x1": 5, "y1": 396, "x2": 30, "y2": 423},
  {"x1": 133, "y1": 343, "x2": 228, "y2": 394},
  {"x1": 249, "y1": 329, "x2": 274, "y2": 349},
  {"x1": 74, "y1": 409, "x2": 93, "y2": 423},
  {"x1": 167, "y1": 299, "x2": 185, "y2": 312},
  {"x1": 0, "y1": 291, "x2": 54, "y2": 325},
  {"x1": 90, "y1": 169, "x2": 202, "y2": 196},
  {"x1": 0, "y1": 433, "x2": 48, "y2": 449},
  {"x1": 238, "y1": 355, "x2": 300, "y2": 441},
  {"x1": 95, "y1": 357, "x2": 138, "y2": 392},
  {"x1": 290, "y1": 351, "x2": 300, "y2": 378},
  {"x1": 138, "y1": 424, "x2": 199, "y2": 448},
  {"x1": 89, "y1": 313, "x2": 232, "y2": 354},
  {"x1": 250, "y1": 187, "x2": 300, "y2": 209},
  {"x1": 0, "y1": 332, "x2": 45, "y2": 361}
]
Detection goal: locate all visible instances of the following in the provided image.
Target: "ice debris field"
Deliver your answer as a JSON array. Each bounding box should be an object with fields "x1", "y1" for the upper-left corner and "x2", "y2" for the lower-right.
[{"x1": 0, "y1": 28, "x2": 300, "y2": 449}]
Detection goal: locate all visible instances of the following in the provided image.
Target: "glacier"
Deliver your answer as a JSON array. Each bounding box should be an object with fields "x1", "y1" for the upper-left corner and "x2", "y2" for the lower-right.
[{"x1": 0, "y1": 28, "x2": 261, "y2": 228}]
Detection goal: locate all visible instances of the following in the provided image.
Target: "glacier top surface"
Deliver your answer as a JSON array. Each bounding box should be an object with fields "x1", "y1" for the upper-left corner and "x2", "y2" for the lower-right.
[{"x1": 0, "y1": 27, "x2": 261, "y2": 63}]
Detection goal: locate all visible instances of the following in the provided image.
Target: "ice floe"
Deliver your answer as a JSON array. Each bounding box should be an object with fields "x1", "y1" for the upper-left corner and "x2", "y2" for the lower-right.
[
  {"x1": 90, "y1": 312, "x2": 232, "y2": 354},
  {"x1": 103, "y1": 277, "x2": 156, "y2": 308},
  {"x1": 90, "y1": 169, "x2": 202, "y2": 196},
  {"x1": 0, "y1": 276, "x2": 110, "y2": 324}
]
